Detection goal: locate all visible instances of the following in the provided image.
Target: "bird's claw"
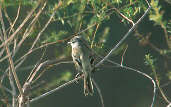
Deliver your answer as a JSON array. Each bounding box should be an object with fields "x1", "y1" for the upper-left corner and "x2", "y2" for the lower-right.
[{"x1": 75, "y1": 73, "x2": 82, "y2": 83}]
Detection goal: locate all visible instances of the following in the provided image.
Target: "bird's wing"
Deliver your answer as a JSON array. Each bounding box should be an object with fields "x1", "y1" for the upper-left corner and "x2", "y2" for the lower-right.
[
  {"x1": 80, "y1": 37, "x2": 95, "y2": 65},
  {"x1": 75, "y1": 57, "x2": 82, "y2": 68},
  {"x1": 72, "y1": 47, "x2": 82, "y2": 72}
]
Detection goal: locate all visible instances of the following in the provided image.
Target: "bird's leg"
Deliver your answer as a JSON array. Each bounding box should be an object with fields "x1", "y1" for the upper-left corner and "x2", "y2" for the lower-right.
[{"x1": 75, "y1": 72, "x2": 82, "y2": 78}]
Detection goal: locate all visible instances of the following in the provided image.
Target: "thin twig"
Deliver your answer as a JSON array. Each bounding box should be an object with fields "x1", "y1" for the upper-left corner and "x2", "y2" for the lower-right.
[
  {"x1": 28, "y1": 59, "x2": 73, "y2": 84},
  {"x1": 112, "y1": 7, "x2": 135, "y2": 25},
  {"x1": 15, "y1": 21, "x2": 97, "y2": 66},
  {"x1": 0, "y1": 83, "x2": 13, "y2": 95},
  {"x1": 30, "y1": 76, "x2": 82, "y2": 103},
  {"x1": 75, "y1": 23, "x2": 97, "y2": 36},
  {"x1": 26, "y1": 48, "x2": 47, "y2": 83},
  {"x1": 8, "y1": 4, "x2": 21, "y2": 35},
  {"x1": 25, "y1": 47, "x2": 47, "y2": 84},
  {"x1": 15, "y1": 1, "x2": 62, "y2": 72},
  {"x1": 121, "y1": 65, "x2": 156, "y2": 107},
  {"x1": 13, "y1": 2, "x2": 47, "y2": 55},
  {"x1": 32, "y1": 60, "x2": 73, "y2": 84},
  {"x1": 0, "y1": 6, "x2": 22, "y2": 107},
  {"x1": 0, "y1": 41, "x2": 5, "y2": 56},
  {"x1": 15, "y1": 42, "x2": 58, "y2": 65},
  {"x1": 8, "y1": 69, "x2": 17, "y2": 107},
  {"x1": 152, "y1": 67, "x2": 170, "y2": 103},
  {"x1": 0, "y1": 42, "x2": 58, "y2": 83},
  {"x1": 0, "y1": 1, "x2": 57, "y2": 84},
  {"x1": 95, "y1": 2, "x2": 151, "y2": 68},
  {"x1": 121, "y1": 45, "x2": 128, "y2": 66},
  {"x1": 92, "y1": 79, "x2": 104, "y2": 107},
  {"x1": 91, "y1": 24, "x2": 99, "y2": 48},
  {"x1": 0, "y1": 0, "x2": 42, "y2": 49},
  {"x1": 3, "y1": 8, "x2": 13, "y2": 33},
  {"x1": 135, "y1": 29, "x2": 170, "y2": 104},
  {"x1": 0, "y1": 54, "x2": 10, "y2": 63},
  {"x1": 0, "y1": 7, "x2": 23, "y2": 96}
]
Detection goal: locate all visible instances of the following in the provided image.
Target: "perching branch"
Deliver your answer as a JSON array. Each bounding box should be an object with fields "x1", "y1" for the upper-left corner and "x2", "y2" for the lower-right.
[
  {"x1": 30, "y1": 76, "x2": 82, "y2": 103},
  {"x1": 95, "y1": 2, "x2": 151, "y2": 67}
]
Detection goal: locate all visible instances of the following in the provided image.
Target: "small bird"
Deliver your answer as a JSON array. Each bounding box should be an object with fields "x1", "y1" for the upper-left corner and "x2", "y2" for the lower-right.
[{"x1": 68, "y1": 36, "x2": 94, "y2": 96}]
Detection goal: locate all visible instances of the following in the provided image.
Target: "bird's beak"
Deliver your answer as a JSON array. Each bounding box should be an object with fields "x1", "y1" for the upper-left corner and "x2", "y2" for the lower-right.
[{"x1": 67, "y1": 41, "x2": 71, "y2": 45}]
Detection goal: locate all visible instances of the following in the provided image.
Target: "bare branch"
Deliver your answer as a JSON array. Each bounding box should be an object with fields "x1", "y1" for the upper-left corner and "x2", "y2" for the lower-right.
[
  {"x1": 0, "y1": 5, "x2": 22, "y2": 107},
  {"x1": 91, "y1": 24, "x2": 100, "y2": 48},
  {"x1": 121, "y1": 65, "x2": 156, "y2": 107},
  {"x1": 0, "y1": 83, "x2": 13, "y2": 95},
  {"x1": 13, "y1": 1, "x2": 47, "y2": 55},
  {"x1": 120, "y1": 45, "x2": 128, "y2": 66},
  {"x1": 151, "y1": 65, "x2": 170, "y2": 103},
  {"x1": 0, "y1": 0, "x2": 42, "y2": 48},
  {"x1": 8, "y1": 70, "x2": 17, "y2": 107},
  {"x1": 14, "y1": 1, "x2": 62, "y2": 71},
  {"x1": 95, "y1": 1, "x2": 151, "y2": 68},
  {"x1": 0, "y1": 6, "x2": 23, "y2": 97},
  {"x1": 30, "y1": 76, "x2": 82, "y2": 103},
  {"x1": 112, "y1": 7, "x2": 135, "y2": 25},
  {"x1": 92, "y1": 79, "x2": 104, "y2": 107},
  {"x1": 167, "y1": 103, "x2": 171, "y2": 107},
  {"x1": 28, "y1": 60, "x2": 73, "y2": 84},
  {"x1": 8, "y1": 4, "x2": 21, "y2": 35}
]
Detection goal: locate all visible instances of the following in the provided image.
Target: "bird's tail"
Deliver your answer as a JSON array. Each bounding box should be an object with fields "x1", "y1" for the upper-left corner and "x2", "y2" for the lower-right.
[{"x1": 84, "y1": 74, "x2": 94, "y2": 96}]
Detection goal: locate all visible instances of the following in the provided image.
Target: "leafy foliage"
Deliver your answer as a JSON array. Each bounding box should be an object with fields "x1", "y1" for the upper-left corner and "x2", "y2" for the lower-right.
[{"x1": 144, "y1": 54, "x2": 156, "y2": 70}]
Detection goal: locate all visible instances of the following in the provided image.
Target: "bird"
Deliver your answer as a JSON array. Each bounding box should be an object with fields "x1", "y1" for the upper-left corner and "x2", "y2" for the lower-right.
[{"x1": 68, "y1": 36, "x2": 94, "y2": 96}]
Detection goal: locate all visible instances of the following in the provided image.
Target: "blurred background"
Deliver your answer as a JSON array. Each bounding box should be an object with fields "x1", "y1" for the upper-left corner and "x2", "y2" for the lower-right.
[{"x1": 0, "y1": 0, "x2": 171, "y2": 107}]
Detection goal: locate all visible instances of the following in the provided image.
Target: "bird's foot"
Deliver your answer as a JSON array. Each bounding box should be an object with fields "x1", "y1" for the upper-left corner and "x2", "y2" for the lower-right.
[{"x1": 75, "y1": 73, "x2": 82, "y2": 83}]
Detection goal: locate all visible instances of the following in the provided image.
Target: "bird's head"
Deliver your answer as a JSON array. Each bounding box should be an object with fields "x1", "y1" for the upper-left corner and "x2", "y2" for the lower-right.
[{"x1": 68, "y1": 36, "x2": 82, "y2": 46}]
